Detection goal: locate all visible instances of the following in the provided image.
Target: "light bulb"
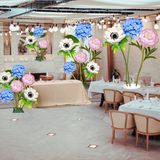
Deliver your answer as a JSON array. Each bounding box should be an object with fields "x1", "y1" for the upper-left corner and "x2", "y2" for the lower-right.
[
  {"x1": 118, "y1": 22, "x2": 121, "y2": 27},
  {"x1": 114, "y1": 23, "x2": 117, "y2": 27},
  {"x1": 9, "y1": 22, "x2": 14, "y2": 31},
  {"x1": 154, "y1": 21, "x2": 159, "y2": 29},
  {"x1": 108, "y1": 21, "x2": 110, "y2": 24},
  {"x1": 31, "y1": 26, "x2": 34, "y2": 32},
  {"x1": 83, "y1": 19, "x2": 85, "y2": 23},
  {"x1": 117, "y1": 17, "x2": 119, "y2": 21},
  {"x1": 17, "y1": 32, "x2": 19, "y2": 35},
  {"x1": 49, "y1": 26, "x2": 52, "y2": 32},
  {"x1": 101, "y1": 18, "x2": 104, "y2": 23},
  {"x1": 0, "y1": 32, "x2": 2, "y2": 36},
  {"x1": 92, "y1": 21, "x2": 95, "y2": 25},
  {"x1": 143, "y1": 16, "x2": 147, "y2": 22},
  {"x1": 5, "y1": 32, "x2": 7, "y2": 36},
  {"x1": 126, "y1": 15, "x2": 128, "y2": 19},
  {"x1": 103, "y1": 23, "x2": 106, "y2": 29},
  {"x1": 99, "y1": 25, "x2": 102, "y2": 29},
  {"x1": 54, "y1": 24, "x2": 58, "y2": 32},
  {"x1": 60, "y1": 28, "x2": 64, "y2": 33},
  {"x1": 113, "y1": 16, "x2": 115, "y2": 20},
  {"x1": 25, "y1": 26, "x2": 28, "y2": 32},
  {"x1": 156, "y1": 14, "x2": 159, "y2": 20},
  {"x1": 97, "y1": 23, "x2": 99, "y2": 26},
  {"x1": 9, "y1": 31, "x2": 11, "y2": 34},
  {"x1": 16, "y1": 23, "x2": 19, "y2": 31}
]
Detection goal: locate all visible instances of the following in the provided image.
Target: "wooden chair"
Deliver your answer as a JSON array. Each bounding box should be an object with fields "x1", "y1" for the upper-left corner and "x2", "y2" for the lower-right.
[
  {"x1": 154, "y1": 83, "x2": 160, "y2": 87},
  {"x1": 133, "y1": 113, "x2": 160, "y2": 151},
  {"x1": 103, "y1": 89, "x2": 123, "y2": 113},
  {"x1": 109, "y1": 110, "x2": 135, "y2": 145},
  {"x1": 149, "y1": 94, "x2": 160, "y2": 99},
  {"x1": 123, "y1": 91, "x2": 143, "y2": 104}
]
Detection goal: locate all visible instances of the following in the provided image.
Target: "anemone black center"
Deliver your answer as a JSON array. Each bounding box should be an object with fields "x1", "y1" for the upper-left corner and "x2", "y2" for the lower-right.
[
  {"x1": 110, "y1": 32, "x2": 119, "y2": 40},
  {"x1": 90, "y1": 65, "x2": 95, "y2": 71},
  {"x1": 28, "y1": 92, "x2": 33, "y2": 98},
  {"x1": 29, "y1": 39, "x2": 33, "y2": 42},
  {"x1": 2, "y1": 76, "x2": 8, "y2": 81},
  {"x1": 63, "y1": 43, "x2": 70, "y2": 48}
]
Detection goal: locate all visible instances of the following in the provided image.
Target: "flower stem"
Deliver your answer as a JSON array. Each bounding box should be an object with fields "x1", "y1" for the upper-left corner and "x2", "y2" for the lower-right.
[
  {"x1": 71, "y1": 73, "x2": 76, "y2": 80},
  {"x1": 80, "y1": 63, "x2": 82, "y2": 82},
  {"x1": 119, "y1": 46, "x2": 128, "y2": 86},
  {"x1": 71, "y1": 53, "x2": 78, "y2": 80},
  {"x1": 15, "y1": 93, "x2": 18, "y2": 109},
  {"x1": 127, "y1": 38, "x2": 132, "y2": 86},
  {"x1": 136, "y1": 47, "x2": 145, "y2": 86},
  {"x1": 10, "y1": 100, "x2": 15, "y2": 108},
  {"x1": 89, "y1": 51, "x2": 92, "y2": 62}
]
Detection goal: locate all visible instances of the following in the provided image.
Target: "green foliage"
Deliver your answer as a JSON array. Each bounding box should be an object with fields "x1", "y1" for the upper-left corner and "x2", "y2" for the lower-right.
[
  {"x1": 40, "y1": 33, "x2": 46, "y2": 38},
  {"x1": 91, "y1": 50, "x2": 102, "y2": 61},
  {"x1": 84, "y1": 70, "x2": 99, "y2": 79},
  {"x1": 65, "y1": 35, "x2": 80, "y2": 43},
  {"x1": 29, "y1": 32, "x2": 34, "y2": 36},
  {"x1": 70, "y1": 45, "x2": 79, "y2": 56},
  {"x1": 130, "y1": 41, "x2": 142, "y2": 51}
]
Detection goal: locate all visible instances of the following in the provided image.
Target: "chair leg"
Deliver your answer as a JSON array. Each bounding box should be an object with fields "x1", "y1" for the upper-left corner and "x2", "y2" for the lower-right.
[
  {"x1": 146, "y1": 135, "x2": 149, "y2": 151},
  {"x1": 113, "y1": 103, "x2": 115, "y2": 110},
  {"x1": 124, "y1": 129, "x2": 127, "y2": 146},
  {"x1": 105, "y1": 102, "x2": 108, "y2": 113},
  {"x1": 143, "y1": 135, "x2": 145, "y2": 143},
  {"x1": 111, "y1": 128, "x2": 115, "y2": 144},
  {"x1": 135, "y1": 130, "x2": 138, "y2": 147}
]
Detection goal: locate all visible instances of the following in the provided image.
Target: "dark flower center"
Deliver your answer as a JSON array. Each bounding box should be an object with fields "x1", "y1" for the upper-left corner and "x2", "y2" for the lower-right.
[
  {"x1": 110, "y1": 32, "x2": 119, "y2": 40},
  {"x1": 28, "y1": 92, "x2": 33, "y2": 98},
  {"x1": 2, "y1": 76, "x2": 8, "y2": 81},
  {"x1": 29, "y1": 39, "x2": 33, "y2": 42},
  {"x1": 63, "y1": 43, "x2": 70, "y2": 48},
  {"x1": 90, "y1": 65, "x2": 95, "y2": 71}
]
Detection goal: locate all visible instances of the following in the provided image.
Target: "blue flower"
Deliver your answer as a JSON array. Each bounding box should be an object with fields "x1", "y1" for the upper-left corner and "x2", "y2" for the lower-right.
[
  {"x1": 33, "y1": 27, "x2": 44, "y2": 37},
  {"x1": 122, "y1": 18, "x2": 143, "y2": 39},
  {"x1": 0, "y1": 89, "x2": 14, "y2": 103},
  {"x1": 63, "y1": 62, "x2": 76, "y2": 74},
  {"x1": 12, "y1": 65, "x2": 25, "y2": 78},
  {"x1": 74, "y1": 23, "x2": 92, "y2": 40}
]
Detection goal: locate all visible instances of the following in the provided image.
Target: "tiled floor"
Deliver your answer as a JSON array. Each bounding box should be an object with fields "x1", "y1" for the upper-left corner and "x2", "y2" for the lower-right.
[{"x1": 0, "y1": 99, "x2": 160, "y2": 160}]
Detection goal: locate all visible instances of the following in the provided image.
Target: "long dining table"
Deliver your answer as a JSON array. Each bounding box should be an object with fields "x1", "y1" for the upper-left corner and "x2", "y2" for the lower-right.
[
  {"x1": 32, "y1": 80, "x2": 91, "y2": 108},
  {"x1": 88, "y1": 80, "x2": 160, "y2": 106}
]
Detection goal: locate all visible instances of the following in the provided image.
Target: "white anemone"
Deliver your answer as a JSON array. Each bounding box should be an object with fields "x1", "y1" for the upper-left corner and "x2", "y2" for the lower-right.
[
  {"x1": 86, "y1": 61, "x2": 100, "y2": 74},
  {"x1": 24, "y1": 88, "x2": 39, "y2": 101},
  {"x1": 104, "y1": 27, "x2": 125, "y2": 44},
  {"x1": 59, "y1": 38, "x2": 75, "y2": 51},
  {"x1": 0, "y1": 72, "x2": 13, "y2": 84},
  {"x1": 25, "y1": 36, "x2": 36, "y2": 45}
]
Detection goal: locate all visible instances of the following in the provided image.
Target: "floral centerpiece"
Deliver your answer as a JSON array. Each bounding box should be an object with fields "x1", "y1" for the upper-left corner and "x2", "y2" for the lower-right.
[
  {"x1": 58, "y1": 23, "x2": 102, "y2": 88},
  {"x1": 103, "y1": 18, "x2": 158, "y2": 89},
  {"x1": 25, "y1": 27, "x2": 49, "y2": 61},
  {"x1": 0, "y1": 65, "x2": 39, "y2": 113}
]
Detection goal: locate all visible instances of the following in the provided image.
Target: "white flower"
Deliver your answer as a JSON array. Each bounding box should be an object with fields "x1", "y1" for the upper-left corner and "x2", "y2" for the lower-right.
[
  {"x1": 86, "y1": 61, "x2": 100, "y2": 74},
  {"x1": 25, "y1": 36, "x2": 36, "y2": 45},
  {"x1": 59, "y1": 38, "x2": 75, "y2": 51},
  {"x1": 104, "y1": 27, "x2": 125, "y2": 44},
  {"x1": 0, "y1": 72, "x2": 13, "y2": 84},
  {"x1": 24, "y1": 88, "x2": 39, "y2": 101}
]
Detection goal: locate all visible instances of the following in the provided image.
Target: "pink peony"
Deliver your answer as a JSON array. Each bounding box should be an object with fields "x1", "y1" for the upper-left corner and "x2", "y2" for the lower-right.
[
  {"x1": 22, "y1": 74, "x2": 35, "y2": 86},
  {"x1": 11, "y1": 80, "x2": 24, "y2": 93},
  {"x1": 75, "y1": 52, "x2": 88, "y2": 63},
  {"x1": 88, "y1": 37, "x2": 102, "y2": 50},
  {"x1": 39, "y1": 39, "x2": 49, "y2": 48},
  {"x1": 138, "y1": 29, "x2": 159, "y2": 47}
]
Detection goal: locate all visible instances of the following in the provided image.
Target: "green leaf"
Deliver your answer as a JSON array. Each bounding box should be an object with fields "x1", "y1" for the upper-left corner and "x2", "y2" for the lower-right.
[
  {"x1": 103, "y1": 41, "x2": 109, "y2": 47},
  {"x1": 5, "y1": 70, "x2": 12, "y2": 74},
  {"x1": 65, "y1": 35, "x2": 80, "y2": 43},
  {"x1": 29, "y1": 32, "x2": 34, "y2": 36},
  {"x1": 40, "y1": 33, "x2": 46, "y2": 38},
  {"x1": 144, "y1": 56, "x2": 157, "y2": 61},
  {"x1": 35, "y1": 101, "x2": 38, "y2": 104},
  {"x1": 96, "y1": 73, "x2": 99, "y2": 76}
]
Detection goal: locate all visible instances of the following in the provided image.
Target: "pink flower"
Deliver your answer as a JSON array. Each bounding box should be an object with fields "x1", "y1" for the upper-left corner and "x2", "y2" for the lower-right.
[
  {"x1": 11, "y1": 80, "x2": 24, "y2": 93},
  {"x1": 88, "y1": 37, "x2": 102, "y2": 50},
  {"x1": 138, "y1": 29, "x2": 159, "y2": 47},
  {"x1": 39, "y1": 39, "x2": 49, "y2": 48},
  {"x1": 22, "y1": 74, "x2": 35, "y2": 86},
  {"x1": 75, "y1": 52, "x2": 88, "y2": 63}
]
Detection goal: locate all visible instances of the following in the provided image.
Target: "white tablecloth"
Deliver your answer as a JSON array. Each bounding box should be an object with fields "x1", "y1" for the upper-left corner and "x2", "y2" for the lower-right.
[
  {"x1": 119, "y1": 100, "x2": 160, "y2": 120},
  {"x1": 88, "y1": 81, "x2": 160, "y2": 98}
]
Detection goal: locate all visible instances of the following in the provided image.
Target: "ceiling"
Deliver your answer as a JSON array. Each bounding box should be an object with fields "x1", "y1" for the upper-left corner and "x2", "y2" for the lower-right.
[{"x1": 0, "y1": 0, "x2": 160, "y2": 23}]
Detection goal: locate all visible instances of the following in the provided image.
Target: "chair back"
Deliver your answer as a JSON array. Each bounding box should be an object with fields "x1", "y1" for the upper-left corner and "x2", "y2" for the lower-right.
[
  {"x1": 154, "y1": 83, "x2": 160, "y2": 87},
  {"x1": 123, "y1": 95, "x2": 134, "y2": 104},
  {"x1": 103, "y1": 89, "x2": 123, "y2": 103},
  {"x1": 149, "y1": 94, "x2": 160, "y2": 99},
  {"x1": 134, "y1": 113, "x2": 160, "y2": 134},
  {"x1": 110, "y1": 110, "x2": 135, "y2": 129}
]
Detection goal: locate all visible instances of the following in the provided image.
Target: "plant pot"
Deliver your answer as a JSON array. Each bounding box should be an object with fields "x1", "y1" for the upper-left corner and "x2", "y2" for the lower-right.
[
  {"x1": 123, "y1": 83, "x2": 141, "y2": 90},
  {"x1": 35, "y1": 56, "x2": 44, "y2": 61},
  {"x1": 13, "y1": 107, "x2": 24, "y2": 113}
]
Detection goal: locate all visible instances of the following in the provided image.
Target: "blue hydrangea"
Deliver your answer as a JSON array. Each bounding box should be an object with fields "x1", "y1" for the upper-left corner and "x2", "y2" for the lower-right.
[
  {"x1": 74, "y1": 23, "x2": 92, "y2": 40},
  {"x1": 12, "y1": 65, "x2": 25, "y2": 78},
  {"x1": 122, "y1": 18, "x2": 143, "y2": 39},
  {"x1": 0, "y1": 89, "x2": 14, "y2": 103},
  {"x1": 33, "y1": 27, "x2": 44, "y2": 37},
  {"x1": 63, "y1": 62, "x2": 76, "y2": 74}
]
